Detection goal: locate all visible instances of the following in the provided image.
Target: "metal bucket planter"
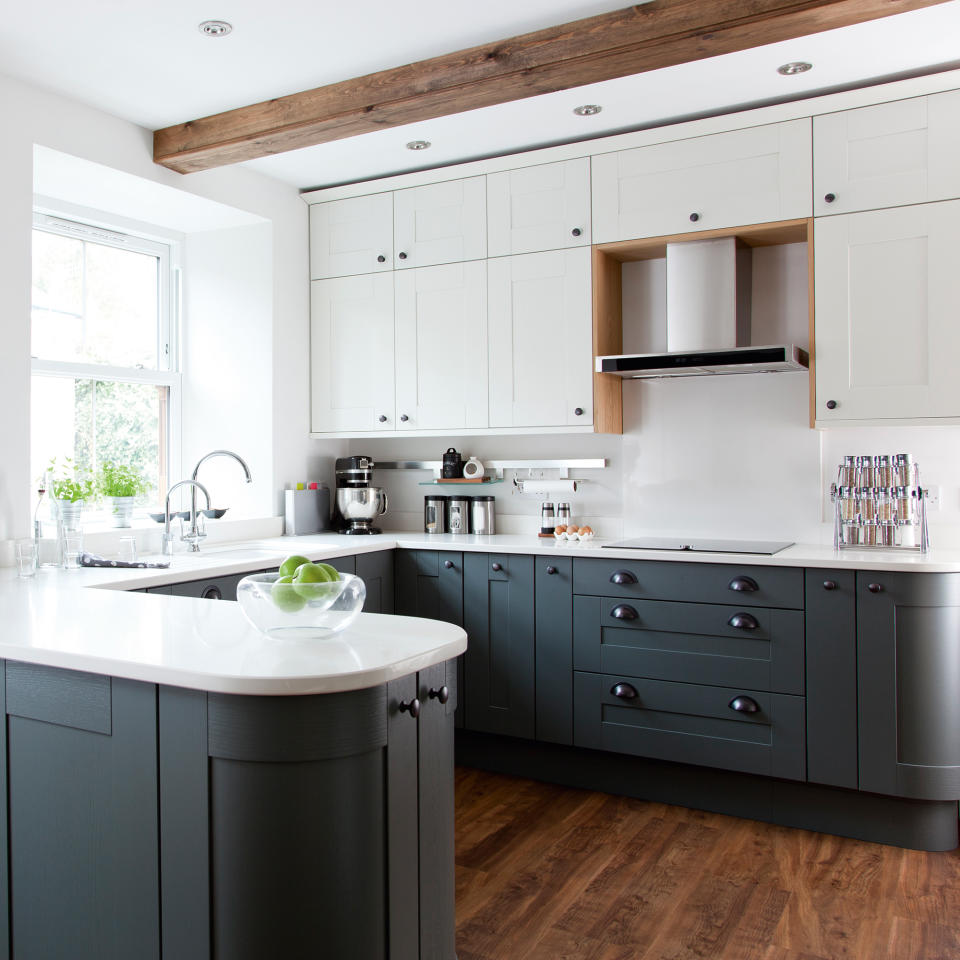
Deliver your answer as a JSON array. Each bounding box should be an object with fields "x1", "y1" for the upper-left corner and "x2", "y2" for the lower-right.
[
  {"x1": 107, "y1": 496, "x2": 136, "y2": 528},
  {"x1": 55, "y1": 499, "x2": 84, "y2": 534}
]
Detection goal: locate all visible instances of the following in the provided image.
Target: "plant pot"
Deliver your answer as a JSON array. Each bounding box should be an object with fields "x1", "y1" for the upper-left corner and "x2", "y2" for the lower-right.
[
  {"x1": 55, "y1": 499, "x2": 84, "y2": 534},
  {"x1": 107, "y1": 496, "x2": 136, "y2": 528}
]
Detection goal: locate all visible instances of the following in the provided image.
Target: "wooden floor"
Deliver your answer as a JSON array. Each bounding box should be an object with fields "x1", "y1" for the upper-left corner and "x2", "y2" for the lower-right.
[{"x1": 454, "y1": 768, "x2": 960, "y2": 960}]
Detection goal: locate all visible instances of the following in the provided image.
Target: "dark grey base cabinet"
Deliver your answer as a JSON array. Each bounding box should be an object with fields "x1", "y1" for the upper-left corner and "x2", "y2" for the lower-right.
[{"x1": 0, "y1": 659, "x2": 456, "y2": 960}]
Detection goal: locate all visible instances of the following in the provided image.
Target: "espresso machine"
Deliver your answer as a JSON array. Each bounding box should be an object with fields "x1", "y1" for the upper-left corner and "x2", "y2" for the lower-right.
[{"x1": 333, "y1": 456, "x2": 388, "y2": 534}]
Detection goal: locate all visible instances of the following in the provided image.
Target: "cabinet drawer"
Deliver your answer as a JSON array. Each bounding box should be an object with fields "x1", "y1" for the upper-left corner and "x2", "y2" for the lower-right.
[
  {"x1": 573, "y1": 558, "x2": 803, "y2": 609},
  {"x1": 573, "y1": 672, "x2": 805, "y2": 781},
  {"x1": 573, "y1": 596, "x2": 804, "y2": 694}
]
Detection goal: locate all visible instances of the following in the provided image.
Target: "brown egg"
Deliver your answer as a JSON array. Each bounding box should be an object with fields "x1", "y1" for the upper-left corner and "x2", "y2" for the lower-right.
[
  {"x1": 555, "y1": 524, "x2": 567, "y2": 534},
  {"x1": 567, "y1": 525, "x2": 579, "y2": 534},
  {"x1": 579, "y1": 525, "x2": 593, "y2": 535}
]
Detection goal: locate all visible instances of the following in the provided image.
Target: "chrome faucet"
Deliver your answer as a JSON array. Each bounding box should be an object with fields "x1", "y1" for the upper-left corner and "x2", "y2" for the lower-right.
[
  {"x1": 186, "y1": 450, "x2": 253, "y2": 547},
  {"x1": 162, "y1": 480, "x2": 211, "y2": 555}
]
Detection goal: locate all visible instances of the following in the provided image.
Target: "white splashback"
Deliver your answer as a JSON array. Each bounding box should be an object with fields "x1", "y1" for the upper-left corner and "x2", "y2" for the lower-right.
[{"x1": 354, "y1": 240, "x2": 960, "y2": 548}]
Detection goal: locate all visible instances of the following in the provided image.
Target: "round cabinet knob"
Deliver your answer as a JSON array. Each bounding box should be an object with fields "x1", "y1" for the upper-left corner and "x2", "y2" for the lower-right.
[
  {"x1": 546, "y1": 566, "x2": 557, "y2": 575},
  {"x1": 729, "y1": 696, "x2": 760, "y2": 714},
  {"x1": 428, "y1": 686, "x2": 450, "y2": 704},
  {"x1": 378, "y1": 414, "x2": 388, "y2": 422},
  {"x1": 574, "y1": 407, "x2": 584, "y2": 417},
  {"x1": 610, "y1": 570, "x2": 638, "y2": 586},
  {"x1": 868, "y1": 583, "x2": 884, "y2": 594},
  {"x1": 728, "y1": 576, "x2": 758, "y2": 593},
  {"x1": 400, "y1": 414, "x2": 409, "y2": 422},
  {"x1": 823, "y1": 580, "x2": 838, "y2": 591},
  {"x1": 728, "y1": 612, "x2": 759, "y2": 630},
  {"x1": 201, "y1": 585, "x2": 223, "y2": 600},
  {"x1": 610, "y1": 682, "x2": 639, "y2": 700},
  {"x1": 377, "y1": 254, "x2": 386, "y2": 263},
  {"x1": 398, "y1": 251, "x2": 408, "y2": 260},
  {"x1": 398, "y1": 698, "x2": 421, "y2": 719},
  {"x1": 824, "y1": 193, "x2": 836, "y2": 204},
  {"x1": 571, "y1": 227, "x2": 582, "y2": 237},
  {"x1": 826, "y1": 400, "x2": 838, "y2": 410},
  {"x1": 444, "y1": 560, "x2": 454, "y2": 569},
  {"x1": 611, "y1": 604, "x2": 639, "y2": 621},
  {"x1": 689, "y1": 212, "x2": 701, "y2": 222},
  {"x1": 491, "y1": 562, "x2": 502, "y2": 572}
]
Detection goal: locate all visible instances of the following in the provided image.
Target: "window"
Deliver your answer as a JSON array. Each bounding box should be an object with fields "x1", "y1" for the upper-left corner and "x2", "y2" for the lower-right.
[{"x1": 31, "y1": 213, "x2": 180, "y2": 513}]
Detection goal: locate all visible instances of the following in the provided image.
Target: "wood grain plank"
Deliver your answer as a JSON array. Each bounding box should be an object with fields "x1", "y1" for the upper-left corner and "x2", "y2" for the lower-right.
[
  {"x1": 455, "y1": 768, "x2": 960, "y2": 960},
  {"x1": 153, "y1": 0, "x2": 950, "y2": 173}
]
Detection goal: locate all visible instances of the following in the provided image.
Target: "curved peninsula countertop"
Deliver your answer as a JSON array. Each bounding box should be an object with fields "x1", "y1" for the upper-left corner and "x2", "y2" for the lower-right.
[{"x1": 0, "y1": 559, "x2": 466, "y2": 695}]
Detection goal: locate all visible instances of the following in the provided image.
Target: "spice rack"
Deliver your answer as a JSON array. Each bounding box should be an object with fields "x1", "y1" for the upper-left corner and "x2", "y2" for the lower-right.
[{"x1": 830, "y1": 454, "x2": 929, "y2": 552}]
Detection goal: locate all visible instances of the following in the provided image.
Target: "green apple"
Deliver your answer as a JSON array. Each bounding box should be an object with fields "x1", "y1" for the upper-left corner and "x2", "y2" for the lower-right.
[
  {"x1": 292, "y1": 561, "x2": 335, "y2": 599},
  {"x1": 316, "y1": 562, "x2": 340, "y2": 582},
  {"x1": 273, "y1": 575, "x2": 306, "y2": 613},
  {"x1": 279, "y1": 554, "x2": 312, "y2": 578}
]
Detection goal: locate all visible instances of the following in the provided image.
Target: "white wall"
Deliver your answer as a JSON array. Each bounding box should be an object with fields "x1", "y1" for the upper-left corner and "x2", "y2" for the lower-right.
[
  {"x1": 0, "y1": 70, "x2": 342, "y2": 558},
  {"x1": 360, "y1": 241, "x2": 960, "y2": 549}
]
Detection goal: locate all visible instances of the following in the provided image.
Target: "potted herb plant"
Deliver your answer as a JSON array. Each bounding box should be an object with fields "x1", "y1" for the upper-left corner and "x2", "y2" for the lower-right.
[
  {"x1": 47, "y1": 457, "x2": 94, "y2": 532},
  {"x1": 96, "y1": 461, "x2": 151, "y2": 528}
]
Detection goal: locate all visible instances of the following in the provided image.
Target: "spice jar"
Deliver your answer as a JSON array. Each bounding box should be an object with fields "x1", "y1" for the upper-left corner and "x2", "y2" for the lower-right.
[
  {"x1": 838, "y1": 456, "x2": 859, "y2": 487},
  {"x1": 894, "y1": 486, "x2": 913, "y2": 524},
  {"x1": 838, "y1": 487, "x2": 859, "y2": 522},
  {"x1": 876, "y1": 489, "x2": 895, "y2": 524},
  {"x1": 875, "y1": 455, "x2": 894, "y2": 488},
  {"x1": 858, "y1": 456, "x2": 877, "y2": 488},
  {"x1": 862, "y1": 520, "x2": 879, "y2": 546},
  {"x1": 858, "y1": 487, "x2": 878, "y2": 522},
  {"x1": 894, "y1": 454, "x2": 916, "y2": 487}
]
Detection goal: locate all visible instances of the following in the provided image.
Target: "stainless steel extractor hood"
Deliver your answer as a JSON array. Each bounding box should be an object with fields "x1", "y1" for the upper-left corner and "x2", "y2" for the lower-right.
[
  {"x1": 596, "y1": 344, "x2": 809, "y2": 379},
  {"x1": 596, "y1": 236, "x2": 809, "y2": 379}
]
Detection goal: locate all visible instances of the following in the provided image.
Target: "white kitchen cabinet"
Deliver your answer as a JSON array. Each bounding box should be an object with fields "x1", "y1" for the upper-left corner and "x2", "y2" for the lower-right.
[
  {"x1": 814, "y1": 199, "x2": 960, "y2": 424},
  {"x1": 487, "y1": 158, "x2": 591, "y2": 256},
  {"x1": 311, "y1": 274, "x2": 396, "y2": 433},
  {"x1": 395, "y1": 262, "x2": 489, "y2": 431},
  {"x1": 591, "y1": 119, "x2": 812, "y2": 243},
  {"x1": 309, "y1": 193, "x2": 393, "y2": 280},
  {"x1": 813, "y1": 89, "x2": 960, "y2": 217},
  {"x1": 394, "y1": 177, "x2": 486, "y2": 269},
  {"x1": 488, "y1": 248, "x2": 593, "y2": 428}
]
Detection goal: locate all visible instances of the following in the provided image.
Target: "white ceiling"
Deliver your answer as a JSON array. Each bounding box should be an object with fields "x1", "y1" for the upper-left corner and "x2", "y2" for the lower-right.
[{"x1": 3, "y1": 1, "x2": 960, "y2": 190}]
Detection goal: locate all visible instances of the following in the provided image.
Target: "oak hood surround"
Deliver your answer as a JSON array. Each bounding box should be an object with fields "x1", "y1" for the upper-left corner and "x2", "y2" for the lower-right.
[{"x1": 596, "y1": 236, "x2": 809, "y2": 379}]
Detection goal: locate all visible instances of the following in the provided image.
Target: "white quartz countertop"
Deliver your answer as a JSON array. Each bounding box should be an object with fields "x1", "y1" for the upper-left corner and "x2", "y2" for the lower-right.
[{"x1": 3, "y1": 529, "x2": 959, "y2": 697}]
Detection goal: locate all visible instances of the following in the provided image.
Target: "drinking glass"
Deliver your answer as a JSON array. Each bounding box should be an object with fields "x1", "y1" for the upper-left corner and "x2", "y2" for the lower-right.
[{"x1": 16, "y1": 541, "x2": 37, "y2": 578}]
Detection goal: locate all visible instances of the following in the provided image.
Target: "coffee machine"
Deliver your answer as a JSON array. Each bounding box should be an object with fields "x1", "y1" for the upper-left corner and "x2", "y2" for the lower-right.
[{"x1": 333, "y1": 456, "x2": 388, "y2": 534}]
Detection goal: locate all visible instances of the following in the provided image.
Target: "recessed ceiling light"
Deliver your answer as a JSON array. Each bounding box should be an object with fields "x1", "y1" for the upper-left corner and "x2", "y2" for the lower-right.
[
  {"x1": 573, "y1": 104, "x2": 603, "y2": 117},
  {"x1": 198, "y1": 20, "x2": 233, "y2": 37},
  {"x1": 777, "y1": 61, "x2": 812, "y2": 76},
  {"x1": 406, "y1": 140, "x2": 431, "y2": 151}
]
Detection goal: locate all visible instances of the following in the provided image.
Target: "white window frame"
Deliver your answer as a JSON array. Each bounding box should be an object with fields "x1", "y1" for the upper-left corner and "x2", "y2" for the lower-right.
[{"x1": 30, "y1": 212, "x2": 183, "y2": 514}]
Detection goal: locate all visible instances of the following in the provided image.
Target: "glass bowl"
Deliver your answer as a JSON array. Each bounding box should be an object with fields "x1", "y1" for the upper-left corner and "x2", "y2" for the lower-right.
[{"x1": 237, "y1": 572, "x2": 366, "y2": 640}]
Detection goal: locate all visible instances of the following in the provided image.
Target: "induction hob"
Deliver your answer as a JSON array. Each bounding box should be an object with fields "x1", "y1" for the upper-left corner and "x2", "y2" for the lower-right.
[{"x1": 602, "y1": 537, "x2": 794, "y2": 555}]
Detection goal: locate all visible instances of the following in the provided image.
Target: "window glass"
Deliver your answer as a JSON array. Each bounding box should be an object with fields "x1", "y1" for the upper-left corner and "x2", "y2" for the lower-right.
[
  {"x1": 32, "y1": 227, "x2": 161, "y2": 369},
  {"x1": 31, "y1": 376, "x2": 168, "y2": 503}
]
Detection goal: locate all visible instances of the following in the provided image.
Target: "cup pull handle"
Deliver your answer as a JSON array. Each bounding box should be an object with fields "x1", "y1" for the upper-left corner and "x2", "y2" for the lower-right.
[{"x1": 610, "y1": 682, "x2": 638, "y2": 700}]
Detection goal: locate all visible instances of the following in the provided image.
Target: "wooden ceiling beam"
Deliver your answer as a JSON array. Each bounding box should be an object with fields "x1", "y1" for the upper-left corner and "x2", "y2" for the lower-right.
[{"x1": 154, "y1": 0, "x2": 950, "y2": 174}]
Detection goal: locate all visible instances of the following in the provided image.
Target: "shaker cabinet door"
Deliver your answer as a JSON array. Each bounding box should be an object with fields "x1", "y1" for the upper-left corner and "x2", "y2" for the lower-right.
[
  {"x1": 591, "y1": 119, "x2": 811, "y2": 242},
  {"x1": 488, "y1": 248, "x2": 593, "y2": 428},
  {"x1": 309, "y1": 193, "x2": 394, "y2": 280},
  {"x1": 310, "y1": 275, "x2": 396, "y2": 433},
  {"x1": 487, "y1": 158, "x2": 591, "y2": 256},
  {"x1": 394, "y1": 177, "x2": 486, "y2": 269},
  {"x1": 394, "y1": 261, "x2": 488, "y2": 431},
  {"x1": 814, "y1": 89, "x2": 960, "y2": 216},
  {"x1": 814, "y1": 200, "x2": 960, "y2": 423}
]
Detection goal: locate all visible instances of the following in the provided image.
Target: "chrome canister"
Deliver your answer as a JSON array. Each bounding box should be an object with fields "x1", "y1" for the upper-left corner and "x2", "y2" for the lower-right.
[
  {"x1": 447, "y1": 496, "x2": 470, "y2": 535},
  {"x1": 470, "y1": 496, "x2": 496, "y2": 535},
  {"x1": 424, "y1": 494, "x2": 448, "y2": 534}
]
